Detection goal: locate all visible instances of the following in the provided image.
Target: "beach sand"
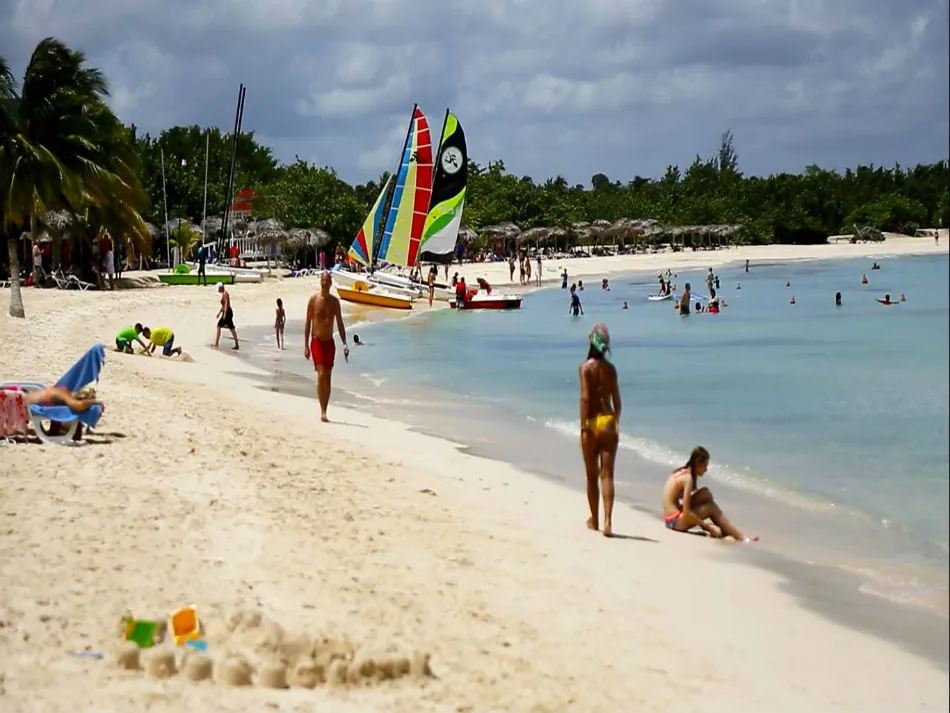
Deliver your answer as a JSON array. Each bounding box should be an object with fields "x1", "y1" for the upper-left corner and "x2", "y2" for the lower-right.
[{"x1": 1, "y1": 238, "x2": 948, "y2": 712}]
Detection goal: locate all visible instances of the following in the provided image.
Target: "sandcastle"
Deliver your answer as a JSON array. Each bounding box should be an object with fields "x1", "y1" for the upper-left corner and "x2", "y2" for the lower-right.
[{"x1": 111, "y1": 608, "x2": 434, "y2": 691}]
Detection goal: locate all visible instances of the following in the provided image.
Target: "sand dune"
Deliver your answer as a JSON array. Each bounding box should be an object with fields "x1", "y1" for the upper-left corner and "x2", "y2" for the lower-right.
[{"x1": 1, "y1": 240, "x2": 947, "y2": 712}]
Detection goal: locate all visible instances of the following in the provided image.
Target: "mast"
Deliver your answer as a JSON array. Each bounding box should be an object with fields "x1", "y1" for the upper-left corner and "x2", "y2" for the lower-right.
[
  {"x1": 372, "y1": 103, "x2": 417, "y2": 270},
  {"x1": 219, "y1": 84, "x2": 246, "y2": 259},
  {"x1": 430, "y1": 107, "x2": 449, "y2": 213},
  {"x1": 201, "y1": 131, "x2": 210, "y2": 240}
]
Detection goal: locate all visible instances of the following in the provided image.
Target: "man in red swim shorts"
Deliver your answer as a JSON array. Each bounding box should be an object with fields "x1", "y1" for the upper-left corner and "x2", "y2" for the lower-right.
[{"x1": 304, "y1": 272, "x2": 349, "y2": 422}]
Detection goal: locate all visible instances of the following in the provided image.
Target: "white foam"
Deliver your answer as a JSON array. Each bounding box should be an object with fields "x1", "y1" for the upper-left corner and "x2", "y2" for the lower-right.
[{"x1": 540, "y1": 416, "x2": 835, "y2": 512}]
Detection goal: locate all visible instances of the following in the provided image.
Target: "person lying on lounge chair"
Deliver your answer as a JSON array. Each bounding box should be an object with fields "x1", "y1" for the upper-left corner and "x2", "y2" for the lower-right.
[
  {"x1": 142, "y1": 326, "x2": 182, "y2": 357},
  {"x1": 24, "y1": 385, "x2": 102, "y2": 412}
]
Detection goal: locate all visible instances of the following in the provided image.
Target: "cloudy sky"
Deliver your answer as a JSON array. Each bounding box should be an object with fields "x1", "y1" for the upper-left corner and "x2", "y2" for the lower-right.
[{"x1": 2, "y1": 0, "x2": 948, "y2": 186}]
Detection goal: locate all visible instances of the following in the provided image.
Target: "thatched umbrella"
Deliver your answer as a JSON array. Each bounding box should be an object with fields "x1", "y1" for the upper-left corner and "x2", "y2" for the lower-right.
[
  {"x1": 201, "y1": 216, "x2": 223, "y2": 239},
  {"x1": 478, "y1": 221, "x2": 521, "y2": 239},
  {"x1": 458, "y1": 226, "x2": 477, "y2": 243},
  {"x1": 40, "y1": 210, "x2": 77, "y2": 269},
  {"x1": 307, "y1": 228, "x2": 331, "y2": 249},
  {"x1": 517, "y1": 226, "x2": 552, "y2": 246}
]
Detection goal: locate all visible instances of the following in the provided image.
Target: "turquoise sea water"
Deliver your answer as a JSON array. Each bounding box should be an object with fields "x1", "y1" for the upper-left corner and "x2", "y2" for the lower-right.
[{"x1": 247, "y1": 253, "x2": 949, "y2": 612}]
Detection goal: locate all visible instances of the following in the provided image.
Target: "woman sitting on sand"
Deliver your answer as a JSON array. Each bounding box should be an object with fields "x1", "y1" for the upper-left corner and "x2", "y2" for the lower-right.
[{"x1": 661, "y1": 446, "x2": 756, "y2": 542}]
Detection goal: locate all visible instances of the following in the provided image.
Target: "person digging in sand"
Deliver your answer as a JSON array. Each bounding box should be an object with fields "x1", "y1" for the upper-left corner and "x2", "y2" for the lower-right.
[
  {"x1": 661, "y1": 446, "x2": 758, "y2": 542},
  {"x1": 114, "y1": 324, "x2": 150, "y2": 355},
  {"x1": 579, "y1": 323, "x2": 621, "y2": 537},
  {"x1": 304, "y1": 272, "x2": 349, "y2": 422},
  {"x1": 142, "y1": 326, "x2": 182, "y2": 357},
  {"x1": 213, "y1": 282, "x2": 240, "y2": 350}
]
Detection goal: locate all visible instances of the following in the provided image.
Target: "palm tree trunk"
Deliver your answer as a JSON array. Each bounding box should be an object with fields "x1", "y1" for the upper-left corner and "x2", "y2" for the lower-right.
[{"x1": 7, "y1": 237, "x2": 26, "y2": 318}]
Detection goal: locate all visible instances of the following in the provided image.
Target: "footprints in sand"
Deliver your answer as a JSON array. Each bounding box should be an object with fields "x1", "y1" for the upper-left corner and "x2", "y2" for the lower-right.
[{"x1": 111, "y1": 609, "x2": 433, "y2": 691}]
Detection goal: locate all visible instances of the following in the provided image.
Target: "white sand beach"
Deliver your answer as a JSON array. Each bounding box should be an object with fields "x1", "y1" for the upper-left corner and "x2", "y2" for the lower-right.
[{"x1": 1, "y1": 237, "x2": 948, "y2": 713}]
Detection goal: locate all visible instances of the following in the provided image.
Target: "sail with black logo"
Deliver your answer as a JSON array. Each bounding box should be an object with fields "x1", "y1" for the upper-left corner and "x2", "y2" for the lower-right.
[{"x1": 419, "y1": 110, "x2": 467, "y2": 263}]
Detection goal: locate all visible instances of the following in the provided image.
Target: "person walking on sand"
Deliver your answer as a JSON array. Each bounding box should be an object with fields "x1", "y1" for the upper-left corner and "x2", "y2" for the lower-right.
[
  {"x1": 536, "y1": 253, "x2": 542, "y2": 286},
  {"x1": 275, "y1": 298, "x2": 286, "y2": 349},
  {"x1": 579, "y1": 323, "x2": 621, "y2": 537},
  {"x1": 304, "y1": 272, "x2": 350, "y2": 422},
  {"x1": 427, "y1": 265, "x2": 436, "y2": 307},
  {"x1": 214, "y1": 282, "x2": 239, "y2": 350},
  {"x1": 662, "y1": 446, "x2": 757, "y2": 541}
]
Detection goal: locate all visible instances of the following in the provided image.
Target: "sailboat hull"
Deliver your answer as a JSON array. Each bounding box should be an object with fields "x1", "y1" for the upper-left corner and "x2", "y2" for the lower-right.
[{"x1": 336, "y1": 284, "x2": 413, "y2": 310}]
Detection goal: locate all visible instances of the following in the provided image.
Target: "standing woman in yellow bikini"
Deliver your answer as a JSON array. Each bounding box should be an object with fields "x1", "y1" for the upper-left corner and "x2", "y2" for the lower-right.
[{"x1": 579, "y1": 323, "x2": 622, "y2": 537}]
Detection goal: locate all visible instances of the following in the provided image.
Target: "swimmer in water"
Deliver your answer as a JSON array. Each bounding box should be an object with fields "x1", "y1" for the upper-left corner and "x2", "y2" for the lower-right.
[
  {"x1": 790, "y1": 296, "x2": 796, "y2": 304},
  {"x1": 835, "y1": 291, "x2": 842, "y2": 306},
  {"x1": 661, "y1": 446, "x2": 757, "y2": 542},
  {"x1": 900, "y1": 294, "x2": 906, "y2": 302},
  {"x1": 786, "y1": 280, "x2": 791, "y2": 288},
  {"x1": 861, "y1": 273, "x2": 868, "y2": 284},
  {"x1": 579, "y1": 323, "x2": 621, "y2": 537},
  {"x1": 877, "y1": 294, "x2": 896, "y2": 305},
  {"x1": 621, "y1": 300, "x2": 628, "y2": 310},
  {"x1": 353, "y1": 334, "x2": 363, "y2": 346}
]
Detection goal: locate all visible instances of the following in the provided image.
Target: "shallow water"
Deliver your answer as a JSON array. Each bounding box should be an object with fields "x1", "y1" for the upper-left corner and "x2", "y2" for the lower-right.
[{"x1": 242, "y1": 253, "x2": 950, "y2": 615}]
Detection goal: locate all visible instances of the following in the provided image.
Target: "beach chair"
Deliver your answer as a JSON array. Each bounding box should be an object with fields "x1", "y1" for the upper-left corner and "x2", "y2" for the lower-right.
[
  {"x1": 66, "y1": 274, "x2": 96, "y2": 291},
  {"x1": 0, "y1": 343, "x2": 106, "y2": 445}
]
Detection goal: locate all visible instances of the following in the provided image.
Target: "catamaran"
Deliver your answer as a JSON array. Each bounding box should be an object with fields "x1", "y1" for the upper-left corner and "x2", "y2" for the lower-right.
[{"x1": 335, "y1": 105, "x2": 468, "y2": 306}]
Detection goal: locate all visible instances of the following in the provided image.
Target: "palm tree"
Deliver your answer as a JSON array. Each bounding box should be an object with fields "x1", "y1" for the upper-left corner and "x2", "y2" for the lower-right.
[{"x1": 0, "y1": 38, "x2": 149, "y2": 318}]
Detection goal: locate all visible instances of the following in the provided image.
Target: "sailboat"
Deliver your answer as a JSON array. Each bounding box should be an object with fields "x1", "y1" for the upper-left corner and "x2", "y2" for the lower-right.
[
  {"x1": 368, "y1": 109, "x2": 466, "y2": 301},
  {"x1": 334, "y1": 104, "x2": 434, "y2": 309}
]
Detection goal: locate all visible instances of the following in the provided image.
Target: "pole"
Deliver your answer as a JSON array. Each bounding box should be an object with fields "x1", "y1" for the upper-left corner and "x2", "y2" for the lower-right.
[
  {"x1": 202, "y1": 131, "x2": 210, "y2": 244},
  {"x1": 220, "y1": 84, "x2": 245, "y2": 258},
  {"x1": 160, "y1": 148, "x2": 170, "y2": 268}
]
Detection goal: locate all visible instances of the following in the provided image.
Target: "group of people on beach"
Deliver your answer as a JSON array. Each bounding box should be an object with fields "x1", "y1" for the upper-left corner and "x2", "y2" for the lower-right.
[
  {"x1": 578, "y1": 321, "x2": 756, "y2": 542},
  {"x1": 113, "y1": 323, "x2": 182, "y2": 358}
]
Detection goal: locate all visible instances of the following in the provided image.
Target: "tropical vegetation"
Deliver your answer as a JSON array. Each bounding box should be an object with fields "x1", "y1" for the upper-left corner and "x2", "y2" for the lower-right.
[
  {"x1": 2, "y1": 37, "x2": 948, "y2": 319},
  {"x1": 1, "y1": 38, "x2": 150, "y2": 317}
]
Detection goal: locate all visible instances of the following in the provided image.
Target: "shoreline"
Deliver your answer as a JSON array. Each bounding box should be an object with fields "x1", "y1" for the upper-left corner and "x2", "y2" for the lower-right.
[
  {"x1": 239, "y1": 265, "x2": 950, "y2": 627},
  {"x1": 2, "y1": 239, "x2": 948, "y2": 711}
]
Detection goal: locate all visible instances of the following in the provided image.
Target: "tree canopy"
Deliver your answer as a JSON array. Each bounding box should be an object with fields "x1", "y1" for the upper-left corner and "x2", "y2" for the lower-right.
[{"x1": 130, "y1": 124, "x2": 949, "y2": 252}]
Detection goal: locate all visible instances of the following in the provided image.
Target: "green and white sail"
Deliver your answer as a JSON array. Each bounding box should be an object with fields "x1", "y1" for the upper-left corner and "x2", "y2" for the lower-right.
[{"x1": 420, "y1": 110, "x2": 467, "y2": 263}]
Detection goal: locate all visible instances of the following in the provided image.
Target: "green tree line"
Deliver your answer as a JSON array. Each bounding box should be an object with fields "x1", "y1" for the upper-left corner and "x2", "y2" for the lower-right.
[{"x1": 133, "y1": 127, "x2": 949, "y2": 249}]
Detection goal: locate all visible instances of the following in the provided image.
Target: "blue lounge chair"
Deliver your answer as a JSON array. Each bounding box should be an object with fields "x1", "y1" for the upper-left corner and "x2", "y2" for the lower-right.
[{"x1": 0, "y1": 343, "x2": 106, "y2": 445}]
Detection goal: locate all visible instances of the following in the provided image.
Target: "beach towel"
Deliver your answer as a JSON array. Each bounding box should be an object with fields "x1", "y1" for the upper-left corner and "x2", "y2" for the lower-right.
[
  {"x1": 30, "y1": 344, "x2": 106, "y2": 428},
  {"x1": 0, "y1": 389, "x2": 30, "y2": 437}
]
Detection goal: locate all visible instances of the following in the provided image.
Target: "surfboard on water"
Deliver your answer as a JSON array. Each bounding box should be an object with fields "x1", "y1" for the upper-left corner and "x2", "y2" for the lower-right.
[{"x1": 648, "y1": 293, "x2": 673, "y2": 301}]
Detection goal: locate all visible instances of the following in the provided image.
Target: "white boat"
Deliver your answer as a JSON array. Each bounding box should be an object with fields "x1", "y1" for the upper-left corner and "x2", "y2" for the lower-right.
[
  {"x1": 648, "y1": 292, "x2": 673, "y2": 301},
  {"x1": 371, "y1": 270, "x2": 455, "y2": 301},
  {"x1": 449, "y1": 289, "x2": 522, "y2": 310}
]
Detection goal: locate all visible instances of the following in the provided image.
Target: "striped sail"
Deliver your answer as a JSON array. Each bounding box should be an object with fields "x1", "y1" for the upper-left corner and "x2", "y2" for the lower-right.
[
  {"x1": 421, "y1": 111, "x2": 467, "y2": 263},
  {"x1": 376, "y1": 106, "x2": 433, "y2": 268},
  {"x1": 348, "y1": 175, "x2": 392, "y2": 266}
]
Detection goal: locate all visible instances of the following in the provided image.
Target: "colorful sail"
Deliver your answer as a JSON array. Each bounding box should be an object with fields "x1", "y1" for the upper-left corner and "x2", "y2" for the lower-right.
[
  {"x1": 348, "y1": 175, "x2": 392, "y2": 266},
  {"x1": 376, "y1": 106, "x2": 433, "y2": 267},
  {"x1": 421, "y1": 111, "x2": 467, "y2": 263}
]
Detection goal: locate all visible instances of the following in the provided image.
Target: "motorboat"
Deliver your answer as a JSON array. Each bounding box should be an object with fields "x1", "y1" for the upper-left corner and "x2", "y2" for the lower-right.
[{"x1": 450, "y1": 280, "x2": 522, "y2": 310}]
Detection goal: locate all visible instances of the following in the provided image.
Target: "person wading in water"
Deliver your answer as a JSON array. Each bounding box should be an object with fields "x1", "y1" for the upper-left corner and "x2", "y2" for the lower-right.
[
  {"x1": 579, "y1": 323, "x2": 622, "y2": 537},
  {"x1": 304, "y1": 272, "x2": 350, "y2": 422}
]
